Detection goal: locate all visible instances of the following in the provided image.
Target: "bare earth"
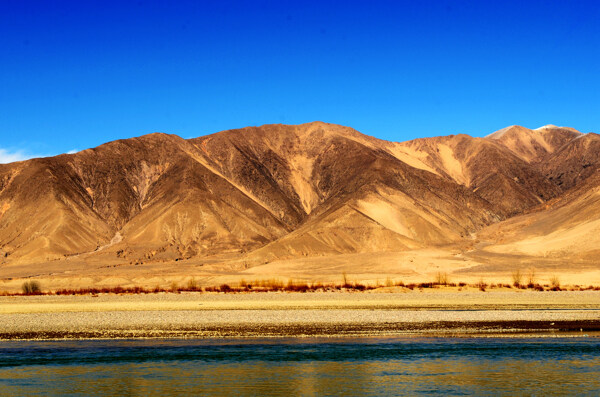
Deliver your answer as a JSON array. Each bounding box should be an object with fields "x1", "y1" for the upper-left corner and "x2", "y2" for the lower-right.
[{"x1": 1, "y1": 291, "x2": 599, "y2": 340}]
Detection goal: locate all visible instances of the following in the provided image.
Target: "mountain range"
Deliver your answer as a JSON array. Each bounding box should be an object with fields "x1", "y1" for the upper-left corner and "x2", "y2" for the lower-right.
[{"x1": 1, "y1": 122, "x2": 598, "y2": 289}]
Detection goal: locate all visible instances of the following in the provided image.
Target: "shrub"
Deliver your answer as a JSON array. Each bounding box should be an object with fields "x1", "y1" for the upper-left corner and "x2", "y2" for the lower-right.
[
  {"x1": 435, "y1": 272, "x2": 448, "y2": 286},
  {"x1": 477, "y1": 279, "x2": 487, "y2": 292},
  {"x1": 550, "y1": 276, "x2": 561, "y2": 291},
  {"x1": 527, "y1": 268, "x2": 536, "y2": 288},
  {"x1": 311, "y1": 281, "x2": 324, "y2": 291},
  {"x1": 186, "y1": 278, "x2": 199, "y2": 291},
  {"x1": 342, "y1": 272, "x2": 350, "y2": 288},
  {"x1": 258, "y1": 278, "x2": 284, "y2": 290},
  {"x1": 22, "y1": 280, "x2": 41, "y2": 295},
  {"x1": 286, "y1": 279, "x2": 310, "y2": 292},
  {"x1": 512, "y1": 270, "x2": 522, "y2": 288}
]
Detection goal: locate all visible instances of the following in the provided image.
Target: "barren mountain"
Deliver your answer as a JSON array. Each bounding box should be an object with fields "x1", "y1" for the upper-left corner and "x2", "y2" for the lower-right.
[
  {"x1": 0, "y1": 121, "x2": 597, "y2": 289},
  {"x1": 539, "y1": 132, "x2": 600, "y2": 191},
  {"x1": 478, "y1": 170, "x2": 600, "y2": 261},
  {"x1": 386, "y1": 134, "x2": 562, "y2": 216},
  {"x1": 0, "y1": 133, "x2": 289, "y2": 262},
  {"x1": 486, "y1": 124, "x2": 583, "y2": 163}
]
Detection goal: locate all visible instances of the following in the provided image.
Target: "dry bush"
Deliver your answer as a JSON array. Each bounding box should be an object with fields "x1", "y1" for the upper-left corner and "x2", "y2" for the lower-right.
[
  {"x1": 22, "y1": 281, "x2": 41, "y2": 295},
  {"x1": 477, "y1": 279, "x2": 487, "y2": 292},
  {"x1": 435, "y1": 272, "x2": 448, "y2": 286},
  {"x1": 205, "y1": 284, "x2": 235, "y2": 293},
  {"x1": 311, "y1": 281, "x2": 324, "y2": 290},
  {"x1": 259, "y1": 279, "x2": 284, "y2": 290},
  {"x1": 527, "y1": 268, "x2": 536, "y2": 288},
  {"x1": 186, "y1": 278, "x2": 199, "y2": 291},
  {"x1": 342, "y1": 273, "x2": 350, "y2": 288},
  {"x1": 55, "y1": 286, "x2": 152, "y2": 295},
  {"x1": 286, "y1": 279, "x2": 310, "y2": 292},
  {"x1": 202, "y1": 278, "x2": 377, "y2": 293},
  {"x1": 512, "y1": 270, "x2": 522, "y2": 288},
  {"x1": 549, "y1": 275, "x2": 561, "y2": 291}
]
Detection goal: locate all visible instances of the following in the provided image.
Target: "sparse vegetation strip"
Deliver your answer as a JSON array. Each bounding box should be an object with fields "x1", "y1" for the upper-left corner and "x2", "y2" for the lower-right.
[{"x1": 2, "y1": 274, "x2": 599, "y2": 296}]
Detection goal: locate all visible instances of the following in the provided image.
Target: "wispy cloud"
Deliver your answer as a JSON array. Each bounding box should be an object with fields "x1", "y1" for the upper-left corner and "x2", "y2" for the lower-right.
[
  {"x1": 0, "y1": 148, "x2": 39, "y2": 164},
  {"x1": 0, "y1": 147, "x2": 82, "y2": 164}
]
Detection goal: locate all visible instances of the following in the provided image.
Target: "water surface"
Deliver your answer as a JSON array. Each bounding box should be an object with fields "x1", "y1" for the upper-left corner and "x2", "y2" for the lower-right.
[{"x1": 0, "y1": 337, "x2": 599, "y2": 395}]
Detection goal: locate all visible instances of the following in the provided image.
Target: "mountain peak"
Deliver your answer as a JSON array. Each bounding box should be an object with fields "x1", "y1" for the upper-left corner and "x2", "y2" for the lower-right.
[{"x1": 486, "y1": 125, "x2": 530, "y2": 139}]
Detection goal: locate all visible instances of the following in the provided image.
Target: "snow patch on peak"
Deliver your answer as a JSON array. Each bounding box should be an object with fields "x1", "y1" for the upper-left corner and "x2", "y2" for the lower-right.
[
  {"x1": 534, "y1": 124, "x2": 559, "y2": 130},
  {"x1": 534, "y1": 125, "x2": 583, "y2": 136}
]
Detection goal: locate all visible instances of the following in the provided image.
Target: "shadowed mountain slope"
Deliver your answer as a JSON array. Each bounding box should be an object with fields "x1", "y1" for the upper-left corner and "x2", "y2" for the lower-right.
[
  {"x1": 538, "y1": 133, "x2": 600, "y2": 191},
  {"x1": 479, "y1": 170, "x2": 600, "y2": 261},
  {"x1": 385, "y1": 134, "x2": 563, "y2": 216}
]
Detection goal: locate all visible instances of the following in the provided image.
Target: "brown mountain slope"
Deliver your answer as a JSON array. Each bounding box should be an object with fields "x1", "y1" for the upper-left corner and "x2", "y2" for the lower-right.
[
  {"x1": 187, "y1": 122, "x2": 500, "y2": 262},
  {"x1": 385, "y1": 134, "x2": 561, "y2": 216},
  {"x1": 538, "y1": 133, "x2": 600, "y2": 191},
  {"x1": 1, "y1": 122, "x2": 502, "y2": 265},
  {"x1": 187, "y1": 122, "x2": 387, "y2": 221},
  {"x1": 241, "y1": 140, "x2": 499, "y2": 264},
  {"x1": 0, "y1": 121, "x2": 597, "y2": 282},
  {"x1": 478, "y1": 170, "x2": 600, "y2": 260},
  {"x1": 0, "y1": 133, "x2": 289, "y2": 262},
  {"x1": 486, "y1": 124, "x2": 582, "y2": 163},
  {"x1": 0, "y1": 157, "x2": 114, "y2": 261}
]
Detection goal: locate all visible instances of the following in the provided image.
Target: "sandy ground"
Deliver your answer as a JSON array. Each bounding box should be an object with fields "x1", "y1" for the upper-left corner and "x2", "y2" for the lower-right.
[
  {"x1": 1, "y1": 291, "x2": 599, "y2": 339},
  {"x1": 1, "y1": 246, "x2": 599, "y2": 293}
]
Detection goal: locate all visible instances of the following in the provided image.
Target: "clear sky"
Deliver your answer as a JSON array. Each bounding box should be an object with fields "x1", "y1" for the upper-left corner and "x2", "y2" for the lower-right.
[{"x1": 1, "y1": 0, "x2": 599, "y2": 162}]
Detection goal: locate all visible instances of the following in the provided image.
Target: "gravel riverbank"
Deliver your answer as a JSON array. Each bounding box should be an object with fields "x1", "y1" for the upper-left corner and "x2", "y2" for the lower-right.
[{"x1": 1, "y1": 291, "x2": 599, "y2": 339}]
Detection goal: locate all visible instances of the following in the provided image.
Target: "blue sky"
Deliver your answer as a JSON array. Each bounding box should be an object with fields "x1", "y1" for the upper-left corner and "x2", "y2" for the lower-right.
[{"x1": 1, "y1": 0, "x2": 599, "y2": 162}]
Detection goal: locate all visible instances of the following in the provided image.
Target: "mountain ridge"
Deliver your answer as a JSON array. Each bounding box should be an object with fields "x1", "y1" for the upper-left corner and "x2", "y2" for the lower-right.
[{"x1": 0, "y1": 122, "x2": 597, "y2": 289}]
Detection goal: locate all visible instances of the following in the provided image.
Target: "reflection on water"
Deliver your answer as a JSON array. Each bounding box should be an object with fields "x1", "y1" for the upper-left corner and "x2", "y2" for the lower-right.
[{"x1": 0, "y1": 337, "x2": 599, "y2": 395}]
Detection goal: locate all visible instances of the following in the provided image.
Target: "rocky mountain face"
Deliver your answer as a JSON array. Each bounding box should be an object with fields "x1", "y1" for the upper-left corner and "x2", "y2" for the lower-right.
[{"x1": 0, "y1": 122, "x2": 596, "y2": 266}]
